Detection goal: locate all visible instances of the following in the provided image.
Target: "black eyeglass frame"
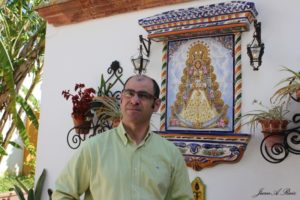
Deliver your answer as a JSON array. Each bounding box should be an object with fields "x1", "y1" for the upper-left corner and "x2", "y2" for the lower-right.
[{"x1": 122, "y1": 89, "x2": 157, "y2": 100}]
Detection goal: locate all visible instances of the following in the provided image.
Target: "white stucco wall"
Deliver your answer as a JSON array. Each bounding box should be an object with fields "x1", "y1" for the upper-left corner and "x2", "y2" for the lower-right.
[
  {"x1": 0, "y1": 129, "x2": 23, "y2": 176},
  {"x1": 36, "y1": 0, "x2": 300, "y2": 199}
]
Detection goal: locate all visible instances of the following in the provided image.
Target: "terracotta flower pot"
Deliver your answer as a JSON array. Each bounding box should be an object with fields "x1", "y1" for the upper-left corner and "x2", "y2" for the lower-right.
[
  {"x1": 258, "y1": 119, "x2": 288, "y2": 148},
  {"x1": 72, "y1": 115, "x2": 91, "y2": 134},
  {"x1": 296, "y1": 89, "x2": 300, "y2": 101},
  {"x1": 258, "y1": 119, "x2": 288, "y2": 134}
]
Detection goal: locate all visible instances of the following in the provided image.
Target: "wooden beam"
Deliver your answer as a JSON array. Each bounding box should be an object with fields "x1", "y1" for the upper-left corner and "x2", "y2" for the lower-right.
[{"x1": 35, "y1": 0, "x2": 195, "y2": 26}]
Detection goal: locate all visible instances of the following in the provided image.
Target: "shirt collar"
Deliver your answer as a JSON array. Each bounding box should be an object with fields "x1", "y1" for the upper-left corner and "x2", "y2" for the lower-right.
[
  {"x1": 116, "y1": 122, "x2": 152, "y2": 146},
  {"x1": 116, "y1": 122, "x2": 128, "y2": 145}
]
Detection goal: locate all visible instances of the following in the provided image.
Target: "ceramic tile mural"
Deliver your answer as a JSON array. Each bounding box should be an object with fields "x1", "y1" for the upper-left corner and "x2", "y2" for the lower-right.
[{"x1": 139, "y1": 1, "x2": 257, "y2": 170}]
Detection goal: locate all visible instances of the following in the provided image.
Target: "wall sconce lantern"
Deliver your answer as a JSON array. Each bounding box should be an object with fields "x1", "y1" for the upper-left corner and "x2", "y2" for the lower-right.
[
  {"x1": 131, "y1": 35, "x2": 151, "y2": 75},
  {"x1": 247, "y1": 20, "x2": 265, "y2": 71}
]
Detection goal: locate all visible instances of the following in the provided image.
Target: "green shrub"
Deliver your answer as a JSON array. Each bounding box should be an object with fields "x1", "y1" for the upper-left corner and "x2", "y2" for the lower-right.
[{"x1": 0, "y1": 174, "x2": 34, "y2": 193}]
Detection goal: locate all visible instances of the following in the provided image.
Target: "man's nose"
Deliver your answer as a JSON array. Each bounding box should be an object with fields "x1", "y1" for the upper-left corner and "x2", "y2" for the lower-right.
[{"x1": 130, "y1": 94, "x2": 141, "y2": 104}]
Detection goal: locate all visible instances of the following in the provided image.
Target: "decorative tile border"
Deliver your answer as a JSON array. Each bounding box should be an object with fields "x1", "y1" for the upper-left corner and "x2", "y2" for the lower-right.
[
  {"x1": 139, "y1": 1, "x2": 257, "y2": 41},
  {"x1": 161, "y1": 132, "x2": 250, "y2": 170}
]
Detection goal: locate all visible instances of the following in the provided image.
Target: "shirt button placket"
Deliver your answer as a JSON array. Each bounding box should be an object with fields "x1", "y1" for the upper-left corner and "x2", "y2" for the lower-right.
[
  {"x1": 131, "y1": 149, "x2": 137, "y2": 200},
  {"x1": 132, "y1": 148, "x2": 141, "y2": 200}
]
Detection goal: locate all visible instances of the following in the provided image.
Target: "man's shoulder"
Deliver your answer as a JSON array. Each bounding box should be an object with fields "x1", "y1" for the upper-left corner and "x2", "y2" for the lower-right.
[
  {"x1": 150, "y1": 132, "x2": 185, "y2": 164},
  {"x1": 84, "y1": 128, "x2": 117, "y2": 146},
  {"x1": 151, "y1": 132, "x2": 178, "y2": 150}
]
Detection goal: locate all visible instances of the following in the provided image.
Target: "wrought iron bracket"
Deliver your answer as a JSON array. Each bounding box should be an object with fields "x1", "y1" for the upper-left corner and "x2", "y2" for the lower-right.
[
  {"x1": 66, "y1": 61, "x2": 124, "y2": 149},
  {"x1": 260, "y1": 114, "x2": 300, "y2": 163},
  {"x1": 139, "y1": 35, "x2": 151, "y2": 57}
]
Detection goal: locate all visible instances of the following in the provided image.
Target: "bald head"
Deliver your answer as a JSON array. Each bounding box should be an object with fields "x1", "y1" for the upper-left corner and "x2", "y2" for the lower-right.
[{"x1": 123, "y1": 75, "x2": 160, "y2": 99}]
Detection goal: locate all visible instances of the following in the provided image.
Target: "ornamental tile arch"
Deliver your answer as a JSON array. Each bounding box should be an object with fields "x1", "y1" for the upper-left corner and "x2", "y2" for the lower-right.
[{"x1": 139, "y1": 1, "x2": 258, "y2": 171}]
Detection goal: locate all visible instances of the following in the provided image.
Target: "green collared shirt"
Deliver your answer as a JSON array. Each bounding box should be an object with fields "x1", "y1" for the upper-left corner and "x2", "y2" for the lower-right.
[{"x1": 52, "y1": 123, "x2": 193, "y2": 200}]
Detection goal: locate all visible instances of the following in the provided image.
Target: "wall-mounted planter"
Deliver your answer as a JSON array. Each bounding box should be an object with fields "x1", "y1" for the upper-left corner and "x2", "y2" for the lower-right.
[{"x1": 71, "y1": 114, "x2": 91, "y2": 134}]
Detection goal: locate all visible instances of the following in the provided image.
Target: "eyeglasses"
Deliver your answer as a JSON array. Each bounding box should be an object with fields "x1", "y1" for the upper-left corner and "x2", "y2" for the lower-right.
[{"x1": 122, "y1": 89, "x2": 156, "y2": 101}]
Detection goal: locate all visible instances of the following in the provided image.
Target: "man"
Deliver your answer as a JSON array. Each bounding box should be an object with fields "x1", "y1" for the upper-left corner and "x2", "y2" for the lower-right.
[{"x1": 52, "y1": 75, "x2": 193, "y2": 200}]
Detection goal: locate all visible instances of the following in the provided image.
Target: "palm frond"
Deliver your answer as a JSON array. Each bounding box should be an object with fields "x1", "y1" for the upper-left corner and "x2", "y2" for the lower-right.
[
  {"x1": 22, "y1": 86, "x2": 40, "y2": 111},
  {"x1": 16, "y1": 95, "x2": 39, "y2": 129},
  {"x1": 8, "y1": 141, "x2": 22, "y2": 149},
  {"x1": 0, "y1": 145, "x2": 7, "y2": 156}
]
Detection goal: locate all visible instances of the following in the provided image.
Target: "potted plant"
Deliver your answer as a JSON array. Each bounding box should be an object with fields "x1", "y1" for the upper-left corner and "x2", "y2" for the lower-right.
[
  {"x1": 62, "y1": 83, "x2": 95, "y2": 134},
  {"x1": 92, "y1": 96, "x2": 121, "y2": 128},
  {"x1": 97, "y1": 74, "x2": 113, "y2": 96},
  {"x1": 272, "y1": 66, "x2": 300, "y2": 102},
  {"x1": 243, "y1": 100, "x2": 289, "y2": 134},
  {"x1": 90, "y1": 71, "x2": 123, "y2": 128}
]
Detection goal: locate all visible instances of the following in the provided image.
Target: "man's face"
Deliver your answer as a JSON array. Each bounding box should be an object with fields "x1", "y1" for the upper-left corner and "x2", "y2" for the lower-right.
[{"x1": 120, "y1": 76, "x2": 160, "y2": 124}]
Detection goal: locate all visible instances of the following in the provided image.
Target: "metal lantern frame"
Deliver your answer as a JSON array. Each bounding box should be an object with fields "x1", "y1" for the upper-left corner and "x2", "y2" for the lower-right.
[
  {"x1": 247, "y1": 20, "x2": 265, "y2": 71},
  {"x1": 131, "y1": 35, "x2": 151, "y2": 75}
]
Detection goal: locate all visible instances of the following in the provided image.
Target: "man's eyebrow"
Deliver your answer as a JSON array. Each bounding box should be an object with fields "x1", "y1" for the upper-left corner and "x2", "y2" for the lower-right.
[{"x1": 124, "y1": 89, "x2": 150, "y2": 93}]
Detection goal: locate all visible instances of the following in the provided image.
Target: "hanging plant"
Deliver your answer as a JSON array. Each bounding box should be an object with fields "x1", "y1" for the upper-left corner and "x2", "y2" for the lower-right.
[
  {"x1": 62, "y1": 83, "x2": 95, "y2": 134},
  {"x1": 242, "y1": 99, "x2": 289, "y2": 133},
  {"x1": 272, "y1": 66, "x2": 300, "y2": 102}
]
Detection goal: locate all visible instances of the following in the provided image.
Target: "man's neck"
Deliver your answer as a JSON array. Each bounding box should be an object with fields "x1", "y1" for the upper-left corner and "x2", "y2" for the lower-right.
[{"x1": 122, "y1": 121, "x2": 150, "y2": 145}]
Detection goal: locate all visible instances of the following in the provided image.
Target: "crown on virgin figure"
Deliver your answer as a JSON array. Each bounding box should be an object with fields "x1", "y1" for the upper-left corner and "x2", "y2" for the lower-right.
[{"x1": 188, "y1": 41, "x2": 210, "y2": 60}]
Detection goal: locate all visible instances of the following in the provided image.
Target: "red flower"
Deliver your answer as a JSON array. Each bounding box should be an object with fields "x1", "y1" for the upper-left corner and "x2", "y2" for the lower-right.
[{"x1": 62, "y1": 83, "x2": 96, "y2": 120}]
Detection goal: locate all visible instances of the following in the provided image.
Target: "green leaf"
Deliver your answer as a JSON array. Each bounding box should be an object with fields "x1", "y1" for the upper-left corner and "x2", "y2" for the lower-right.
[
  {"x1": 16, "y1": 95, "x2": 39, "y2": 129},
  {"x1": 8, "y1": 141, "x2": 22, "y2": 149},
  {"x1": 0, "y1": 84, "x2": 3, "y2": 93},
  {"x1": 14, "y1": 112, "x2": 30, "y2": 150},
  {"x1": 0, "y1": 38, "x2": 15, "y2": 95},
  {"x1": 0, "y1": 9, "x2": 11, "y2": 40},
  {"x1": 28, "y1": 189, "x2": 35, "y2": 200},
  {"x1": 11, "y1": 17, "x2": 31, "y2": 57},
  {"x1": 13, "y1": 185, "x2": 26, "y2": 200},
  {"x1": 0, "y1": 37, "x2": 18, "y2": 123},
  {"x1": 0, "y1": 145, "x2": 8, "y2": 156},
  {"x1": 34, "y1": 169, "x2": 46, "y2": 200},
  {"x1": 98, "y1": 74, "x2": 107, "y2": 96},
  {"x1": 22, "y1": 86, "x2": 40, "y2": 111},
  {"x1": 16, "y1": 176, "x2": 29, "y2": 193}
]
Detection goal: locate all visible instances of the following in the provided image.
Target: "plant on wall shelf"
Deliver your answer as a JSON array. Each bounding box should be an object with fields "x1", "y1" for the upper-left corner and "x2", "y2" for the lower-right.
[
  {"x1": 242, "y1": 100, "x2": 289, "y2": 134},
  {"x1": 93, "y1": 72, "x2": 122, "y2": 128},
  {"x1": 271, "y1": 66, "x2": 300, "y2": 102},
  {"x1": 97, "y1": 74, "x2": 113, "y2": 96},
  {"x1": 92, "y1": 96, "x2": 121, "y2": 127},
  {"x1": 62, "y1": 83, "x2": 95, "y2": 133}
]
